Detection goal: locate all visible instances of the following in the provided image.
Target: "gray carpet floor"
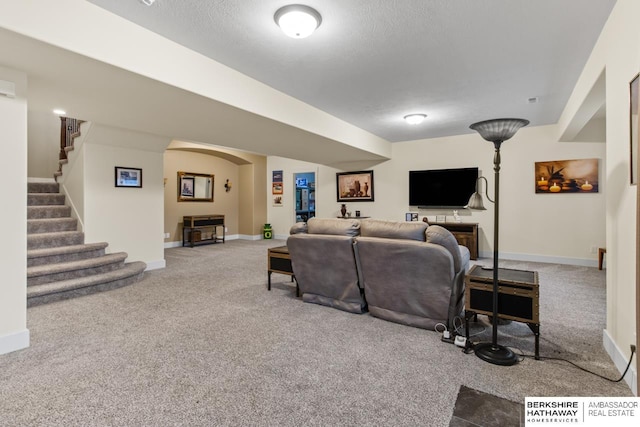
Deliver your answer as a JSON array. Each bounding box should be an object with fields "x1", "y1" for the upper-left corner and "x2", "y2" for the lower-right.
[{"x1": 0, "y1": 239, "x2": 632, "y2": 426}]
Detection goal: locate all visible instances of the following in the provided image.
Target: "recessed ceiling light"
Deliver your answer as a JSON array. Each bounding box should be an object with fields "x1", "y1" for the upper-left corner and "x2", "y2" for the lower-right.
[
  {"x1": 274, "y1": 4, "x2": 322, "y2": 39},
  {"x1": 404, "y1": 114, "x2": 427, "y2": 125},
  {"x1": 53, "y1": 109, "x2": 66, "y2": 115}
]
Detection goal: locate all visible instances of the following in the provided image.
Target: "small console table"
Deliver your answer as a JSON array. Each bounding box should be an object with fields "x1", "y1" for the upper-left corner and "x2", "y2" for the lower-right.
[
  {"x1": 464, "y1": 265, "x2": 540, "y2": 359},
  {"x1": 438, "y1": 222, "x2": 479, "y2": 260},
  {"x1": 182, "y1": 214, "x2": 225, "y2": 247}
]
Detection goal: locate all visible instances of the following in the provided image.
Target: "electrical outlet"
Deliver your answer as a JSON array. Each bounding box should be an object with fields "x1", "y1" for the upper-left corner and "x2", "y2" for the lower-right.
[
  {"x1": 164, "y1": 232, "x2": 170, "y2": 238},
  {"x1": 225, "y1": 227, "x2": 228, "y2": 232},
  {"x1": 590, "y1": 245, "x2": 597, "y2": 254}
]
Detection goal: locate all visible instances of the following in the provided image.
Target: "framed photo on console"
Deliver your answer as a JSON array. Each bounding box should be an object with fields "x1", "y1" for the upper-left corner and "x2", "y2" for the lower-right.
[{"x1": 336, "y1": 170, "x2": 374, "y2": 202}]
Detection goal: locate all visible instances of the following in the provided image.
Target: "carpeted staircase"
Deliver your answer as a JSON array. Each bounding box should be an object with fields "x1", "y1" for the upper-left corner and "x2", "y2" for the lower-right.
[{"x1": 27, "y1": 181, "x2": 146, "y2": 306}]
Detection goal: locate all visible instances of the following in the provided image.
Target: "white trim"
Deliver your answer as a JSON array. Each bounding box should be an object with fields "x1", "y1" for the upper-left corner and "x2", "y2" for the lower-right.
[
  {"x1": 603, "y1": 329, "x2": 637, "y2": 395},
  {"x1": 164, "y1": 235, "x2": 267, "y2": 247},
  {"x1": 237, "y1": 234, "x2": 262, "y2": 241},
  {"x1": 144, "y1": 259, "x2": 166, "y2": 271},
  {"x1": 479, "y1": 251, "x2": 597, "y2": 267},
  {"x1": 27, "y1": 177, "x2": 56, "y2": 183},
  {"x1": 0, "y1": 329, "x2": 30, "y2": 355}
]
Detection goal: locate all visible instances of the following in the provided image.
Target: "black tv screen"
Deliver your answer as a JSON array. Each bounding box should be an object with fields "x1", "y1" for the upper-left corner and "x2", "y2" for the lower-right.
[{"x1": 409, "y1": 167, "x2": 478, "y2": 208}]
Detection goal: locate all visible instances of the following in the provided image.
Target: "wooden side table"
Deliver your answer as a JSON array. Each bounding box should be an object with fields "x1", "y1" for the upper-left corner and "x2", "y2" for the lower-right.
[
  {"x1": 598, "y1": 248, "x2": 606, "y2": 270},
  {"x1": 267, "y1": 246, "x2": 298, "y2": 296},
  {"x1": 464, "y1": 265, "x2": 540, "y2": 359}
]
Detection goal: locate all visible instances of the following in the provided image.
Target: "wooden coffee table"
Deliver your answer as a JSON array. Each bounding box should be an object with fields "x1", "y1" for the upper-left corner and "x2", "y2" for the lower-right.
[{"x1": 267, "y1": 246, "x2": 298, "y2": 296}]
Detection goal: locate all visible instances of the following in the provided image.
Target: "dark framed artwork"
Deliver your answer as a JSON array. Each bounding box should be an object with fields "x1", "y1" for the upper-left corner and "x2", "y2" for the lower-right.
[
  {"x1": 336, "y1": 170, "x2": 374, "y2": 202},
  {"x1": 114, "y1": 166, "x2": 142, "y2": 188},
  {"x1": 534, "y1": 159, "x2": 599, "y2": 193},
  {"x1": 630, "y1": 73, "x2": 639, "y2": 184}
]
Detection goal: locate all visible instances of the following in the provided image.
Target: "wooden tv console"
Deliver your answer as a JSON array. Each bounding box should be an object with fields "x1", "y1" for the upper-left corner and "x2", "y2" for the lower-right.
[{"x1": 438, "y1": 222, "x2": 479, "y2": 260}]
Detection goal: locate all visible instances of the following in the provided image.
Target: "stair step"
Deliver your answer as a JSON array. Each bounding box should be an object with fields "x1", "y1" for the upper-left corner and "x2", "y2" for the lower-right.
[
  {"x1": 28, "y1": 205, "x2": 71, "y2": 219},
  {"x1": 27, "y1": 231, "x2": 84, "y2": 250},
  {"x1": 28, "y1": 252, "x2": 128, "y2": 286},
  {"x1": 27, "y1": 261, "x2": 147, "y2": 307},
  {"x1": 28, "y1": 193, "x2": 65, "y2": 206},
  {"x1": 27, "y1": 182, "x2": 59, "y2": 193},
  {"x1": 28, "y1": 242, "x2": 109, "y2": 267},
  {"x1": 27, "y1": 218, "x2": 77, "y2": 234}
]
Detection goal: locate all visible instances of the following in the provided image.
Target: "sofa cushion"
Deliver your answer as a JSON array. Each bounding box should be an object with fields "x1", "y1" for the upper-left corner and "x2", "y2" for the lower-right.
[
  {"x1": 360, "y1": 219, "x2": 427, "y2": 241},
  {"x1": 426, "y1": 225, "x2": 462, "y2": 271},
  {"x1": 306, "y1": 217, "x2": 361, "y2": 236},
  {"x1": 289, "y1": 222, "x2": 308, "y2": 235}
]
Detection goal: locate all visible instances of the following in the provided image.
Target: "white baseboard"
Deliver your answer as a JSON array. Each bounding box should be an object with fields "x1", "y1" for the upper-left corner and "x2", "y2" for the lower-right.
[
  {"x1": 27, "y1": 177, "x2": 55, "y2": 183},
  {"x1": 238, "y1": 234, "x2": 262, "y2": 240},
  {"x1": 144, "y1": 259, "x2": 166, "y2": 271},
  {"x1": 603, "y1": 329, "x2": 637, "y2": 395},
  {"x1": 164, "y1": 235, "x2": 272, "y2": 248},
  {"x1": 479, "y1": 251, "x2": 597, "y2": 267},
  {"x1": 0, "y1": 329, "x2": 30, "y2": 355}
]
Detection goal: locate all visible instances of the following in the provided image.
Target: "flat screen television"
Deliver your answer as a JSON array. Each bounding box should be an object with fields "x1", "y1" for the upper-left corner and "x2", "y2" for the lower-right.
[{"x1": 409, "y1": 167, "x2": 478, "y2": 208}]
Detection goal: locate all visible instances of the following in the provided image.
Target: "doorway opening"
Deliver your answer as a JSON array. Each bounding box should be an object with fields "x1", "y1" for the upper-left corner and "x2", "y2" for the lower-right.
[{"x1": 294, "y1": 172, "x2": 315, "y2": 222}]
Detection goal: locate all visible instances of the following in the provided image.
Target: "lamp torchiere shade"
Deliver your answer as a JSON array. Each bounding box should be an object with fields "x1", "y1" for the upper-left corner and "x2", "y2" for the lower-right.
[{"x1": 469, "y1": 118, "x2": 530, "y2": 144}]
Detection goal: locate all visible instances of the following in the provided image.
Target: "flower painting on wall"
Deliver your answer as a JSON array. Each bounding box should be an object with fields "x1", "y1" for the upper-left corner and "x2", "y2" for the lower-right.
[{"x1": 535, "y1": 159, "x2": 599, "y2": 193}]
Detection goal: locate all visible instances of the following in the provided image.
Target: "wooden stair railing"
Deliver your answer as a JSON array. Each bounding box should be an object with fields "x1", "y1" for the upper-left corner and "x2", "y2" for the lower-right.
[{"x1": 56, "y1": 117, "x2": 84, "y2": 180}]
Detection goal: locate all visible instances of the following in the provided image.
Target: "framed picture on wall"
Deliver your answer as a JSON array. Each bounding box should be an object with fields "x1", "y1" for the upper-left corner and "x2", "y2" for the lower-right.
[
  {"x1": 630, "y1": 73, "x2": 639, "y2": 185},
  {"x1": 115, "y1": 166, "x2": 142, "y2": 188},
  {"x1": 336, "y1": 170, "x2": 374, "y2": 202},
  {"x1": 180, "y1": 176, "x2": 195, "y2": 197}
]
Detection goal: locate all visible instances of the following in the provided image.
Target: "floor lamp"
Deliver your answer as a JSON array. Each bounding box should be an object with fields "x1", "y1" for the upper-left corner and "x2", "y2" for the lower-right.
[{"x1": 467, "y1": 118, "x2": 529, "y2": 366}]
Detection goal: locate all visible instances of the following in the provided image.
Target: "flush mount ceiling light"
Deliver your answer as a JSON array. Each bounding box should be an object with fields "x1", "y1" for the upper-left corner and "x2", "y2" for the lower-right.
[
  {"x1": 140, "y1": 0, "x2": 155, "y2": 6},
  {"x1": 53, "y1": 109, "x2": 66, "y2": 115},
  {"x1": 274, "y1": 4, "x2": 322, "y2": 39},
  {"x1": 404, "y1": 114, "x2": 427, "y2": 125}
]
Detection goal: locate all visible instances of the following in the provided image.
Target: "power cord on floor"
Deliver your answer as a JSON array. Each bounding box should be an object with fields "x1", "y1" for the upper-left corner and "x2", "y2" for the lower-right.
[{"x1": 517, "y1": 345, "x2": 636, "y2": 383}]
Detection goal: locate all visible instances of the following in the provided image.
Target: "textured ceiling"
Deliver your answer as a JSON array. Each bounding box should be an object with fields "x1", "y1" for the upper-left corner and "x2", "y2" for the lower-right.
[{"x1": 85, "y1": 0, "x2": 615, "y2": 142}]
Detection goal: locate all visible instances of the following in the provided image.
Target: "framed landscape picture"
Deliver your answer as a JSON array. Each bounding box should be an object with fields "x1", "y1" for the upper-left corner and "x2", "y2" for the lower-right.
[
  {"x1": 336, "y1": 171, "x2": 374, "y2": 202},
  {"x1": 115, "y1": 166, "x2": 142, "y2": 188}
]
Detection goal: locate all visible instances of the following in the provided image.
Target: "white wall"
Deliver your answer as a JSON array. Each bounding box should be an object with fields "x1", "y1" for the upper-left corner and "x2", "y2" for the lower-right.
[
  {"x1": 392, "y1": 125, "x2": 606, "y2": 264},
  {"x1": 0, "y1": 66, "x2": 29, "y2": 354},
  {"x1": 557, "y1": 0, "x2": 639, "y2": 392},
  {"x1": 81, "y1": 124, "x2": 170, "y2": 270},
  {"x1": 27, "y1": 110, "x2": 60, "y2": 178},
  {"x1": 268, "y1": 124, "x2": 606, "y2": 265},
  {"x1": 267, "y1": 157, "x2": 321, "y2": 238}
]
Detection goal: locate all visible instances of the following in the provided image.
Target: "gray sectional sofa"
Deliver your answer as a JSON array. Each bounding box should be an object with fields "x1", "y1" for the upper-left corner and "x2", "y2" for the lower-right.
[{"x1": 287, "y1": 217, "x2": 470, "y2": 330}]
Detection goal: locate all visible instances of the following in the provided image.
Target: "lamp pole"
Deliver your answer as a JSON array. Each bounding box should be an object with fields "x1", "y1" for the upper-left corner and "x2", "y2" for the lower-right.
[
  {"x1": 491, "y1": 140, "x2": 502, "y2": 350},
  {"x1": 469, "y1": 118, "x2": 529, "y2": 366}
]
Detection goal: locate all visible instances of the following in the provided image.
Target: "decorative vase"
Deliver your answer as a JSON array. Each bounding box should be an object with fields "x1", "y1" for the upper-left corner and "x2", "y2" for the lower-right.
[{"x1": 340, "y1": 204, "x2": 347, "y2": 217}]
